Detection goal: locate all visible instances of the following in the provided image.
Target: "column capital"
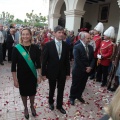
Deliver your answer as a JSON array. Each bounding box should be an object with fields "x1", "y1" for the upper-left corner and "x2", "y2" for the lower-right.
[
  {"x1": 118, "y1": 0, "x2": 120, "y2": 8},
  {"x1": 49, "y1": 14, "x2": 61, "y2": 19},
  {"x1": 64, "y1": 10, "x2": 85, "y2": 17}
]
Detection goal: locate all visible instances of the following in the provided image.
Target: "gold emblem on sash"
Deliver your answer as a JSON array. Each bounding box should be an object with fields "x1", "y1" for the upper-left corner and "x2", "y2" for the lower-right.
[
  {"x1": 28, "y1": 56, "x2": 31, "y2": 60},
  {"x1": 22, "y1": 52, "x2": 26, "y2": 56}
]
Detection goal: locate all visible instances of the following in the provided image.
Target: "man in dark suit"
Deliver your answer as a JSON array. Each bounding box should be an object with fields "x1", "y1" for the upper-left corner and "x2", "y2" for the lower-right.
[
  {"x1": 42, "y1": 25, "x2": 70, "y2": 114},
  {"x1": 70, "y1": 32, "x2": 94, "y2": 105},
  {"x1": 67, "y1": 30, "x2": 75, "y2": 61},
  {"x1": 6, "y1": 28, "x2": 15, "y2": 62}
]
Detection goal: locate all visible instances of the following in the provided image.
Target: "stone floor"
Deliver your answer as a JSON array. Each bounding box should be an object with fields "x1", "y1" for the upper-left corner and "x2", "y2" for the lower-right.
[{"x1": 0, "y1": 61, "x2": 113, "y2": 120}]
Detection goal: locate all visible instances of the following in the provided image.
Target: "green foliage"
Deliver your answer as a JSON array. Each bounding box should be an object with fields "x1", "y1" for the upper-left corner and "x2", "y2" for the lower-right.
[
  {"x1": 0, "y1": 10, "x2": 48, "y2": 27},
  {"x1": 26, "y1": 10, "x2": 47, "y2": 26},
  {"x1": 14, "y1": 18, "x2": 23, "y2": 24},
  {"x1": 0, "y1": 11, "x2": 14, "y2": 25},
  {"x1": 34, "y1": 22, "x2": 47, "y2": 27}
]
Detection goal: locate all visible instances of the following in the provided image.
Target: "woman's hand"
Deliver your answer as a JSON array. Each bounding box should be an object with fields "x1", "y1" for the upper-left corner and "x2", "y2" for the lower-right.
[
  {"x1": 14, "y1": 80, "x2": 19, "y2": 88},
  {"x1": 37, "y1": 77, "x2": 41, "y2": 84}
]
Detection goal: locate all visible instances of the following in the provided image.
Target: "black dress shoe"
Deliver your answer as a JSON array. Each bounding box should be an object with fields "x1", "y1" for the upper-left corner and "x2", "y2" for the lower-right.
[
  {"x1": 24, "y1": 108, "x2": 29, "y2": 119},
  {"x1": 30, "y1": 106, "x2": 36, "y2": 117},
  {"x1": 0, "y1": 62, "x2": 4, "y2": 65},
  {"x1": 101, "y1": 83, "x2": 106, "y2": 87},
  {"x1": 77, "y1": 97, "x2": 85, "y2": 103},
  {"x1": 89, "y1": 77, "x2": 95, "y2": 80},
  {"x1": 109, "y1": 88, "x2": 116, "y2": 92},
  {"x1": 57, "y1": 107, "x2": 66, "y2": 114},
  {"x1": 70, "y1": 98, "x2": 75, "y2": 105},
  {"x1": 49, "y1": 104, "x2": 54, "y2": 110}
]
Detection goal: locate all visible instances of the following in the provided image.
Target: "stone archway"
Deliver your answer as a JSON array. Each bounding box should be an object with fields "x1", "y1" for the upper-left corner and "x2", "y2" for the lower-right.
[
  {"x1": 64, "y1": 0, "x2": 86, "y2": 34},
  {"x1": 58, "y1": 2, "x2": 66, "y2": 27},
  {"x1": 49, "y1": 0, "x2": 87, "y2": 34},
  {"x1": 49, "y1": 0, "x2": 68, "y2": 30},
  {"x1": 73, "y1": 0, "x2": 86, "y2": 10},
  {"x1": 117, "y1": 0, "x2": 120, "y2": 42},
  {"x1": 51, "y1": 0, "x2": 68, "y2": 14}
]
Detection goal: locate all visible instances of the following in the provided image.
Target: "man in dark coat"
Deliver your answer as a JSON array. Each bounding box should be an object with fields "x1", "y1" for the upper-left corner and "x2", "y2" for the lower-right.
[
  {"x1": 70, "y1": 32, "x2": 95, "y2": 105},
  {"x1": 42, "y1": 25, "x2": 70, "y2": 114},
  {"x1": 6, "y1": 28, "x2": 15, "y2": 62}
]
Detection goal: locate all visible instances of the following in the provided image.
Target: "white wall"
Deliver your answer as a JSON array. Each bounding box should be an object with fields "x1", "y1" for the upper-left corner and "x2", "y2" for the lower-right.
[{"x1": 83, "y1": 0, "x2": 119, "y2": 36}]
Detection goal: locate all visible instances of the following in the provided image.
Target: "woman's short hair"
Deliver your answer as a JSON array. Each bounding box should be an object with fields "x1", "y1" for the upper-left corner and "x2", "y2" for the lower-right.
[
  {"x1": 104, "y1": 86, "x2": 120, "y2": 120},
  {"x1": 19, "y1": 27, "x2": 32, "y2": 44}
]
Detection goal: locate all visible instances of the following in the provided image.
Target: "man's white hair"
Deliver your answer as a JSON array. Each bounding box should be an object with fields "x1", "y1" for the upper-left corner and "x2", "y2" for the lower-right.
[{"x1": 79, "y1": 32, "x2": 85, "y2": 40}]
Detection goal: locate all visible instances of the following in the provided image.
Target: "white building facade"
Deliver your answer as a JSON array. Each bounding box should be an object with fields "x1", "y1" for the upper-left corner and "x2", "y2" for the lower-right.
[{"x1": 48, "y1": 0, "x2": 120, "y2": 42}]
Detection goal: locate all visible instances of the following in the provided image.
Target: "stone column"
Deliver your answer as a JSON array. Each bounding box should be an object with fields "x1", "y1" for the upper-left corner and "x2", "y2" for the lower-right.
[
  {"x1": 49, "y1": 14, "x2": 61, "y2": 30},
  {"x1": 64, "y1": 10, "x2": 85, "y2": 35},
  {"x1": 117, "y1": 0, "x2": 120, "y2": 42}
]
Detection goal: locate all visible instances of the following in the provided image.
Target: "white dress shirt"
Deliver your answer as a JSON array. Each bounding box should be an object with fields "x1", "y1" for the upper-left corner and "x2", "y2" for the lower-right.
[
  {"x1": 0, "y1": 31, "x2": 4, "y2": 43},
  {"x1": 55, "y1": 38, "x2": 62, "y2": 59}
]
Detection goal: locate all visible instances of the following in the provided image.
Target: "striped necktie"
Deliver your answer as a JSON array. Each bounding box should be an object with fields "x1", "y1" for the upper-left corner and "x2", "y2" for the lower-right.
[
  {"x1": 56, "y1": 41, "x2": 62, "y2": 59},
  {"x1": 85, "y1": 45, "x2": 89, "y2": 58}
]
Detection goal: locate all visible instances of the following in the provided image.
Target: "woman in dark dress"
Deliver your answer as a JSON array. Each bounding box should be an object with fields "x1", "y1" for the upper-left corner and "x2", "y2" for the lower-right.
[{"x1": 11, "y1": 28, "x2": 41, "y2": 119}]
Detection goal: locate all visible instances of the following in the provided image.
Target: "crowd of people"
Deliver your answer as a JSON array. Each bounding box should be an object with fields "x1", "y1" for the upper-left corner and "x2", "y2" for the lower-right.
[{"x1": 0, "y1": 22, "x2": 120, "y2": 119}]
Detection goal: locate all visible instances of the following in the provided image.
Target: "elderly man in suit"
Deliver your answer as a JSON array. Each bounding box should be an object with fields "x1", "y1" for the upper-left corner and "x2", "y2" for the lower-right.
[
  {"x1": 6, "y1": 28, "x2": 15, "y2": 62},
  {"x1": 42, "y1": 25, "x2": 70, "y2": 114},
  {"x1": 67, "y1": 30, "x2": 75, "y2": 61},
  {"x1": 70, "y1": 32, "x2": 95, "y2": 105},
  {"x1": 0, "y1": 24, "x2": 4, "y2": 65},
  {"x1": 0, "y1": 24, "x2": 7, "y2": 61}
]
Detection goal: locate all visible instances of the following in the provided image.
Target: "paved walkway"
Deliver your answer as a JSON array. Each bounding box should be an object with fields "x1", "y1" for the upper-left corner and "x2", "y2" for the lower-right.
[{"x1": 0, "y1": 62, "x2": 113, "y2": 120}]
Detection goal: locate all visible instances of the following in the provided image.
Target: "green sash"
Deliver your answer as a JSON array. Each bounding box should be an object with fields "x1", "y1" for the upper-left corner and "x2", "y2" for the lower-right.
[{"x1": 15, "y1": 44, "x2": 37, "y2": 79}]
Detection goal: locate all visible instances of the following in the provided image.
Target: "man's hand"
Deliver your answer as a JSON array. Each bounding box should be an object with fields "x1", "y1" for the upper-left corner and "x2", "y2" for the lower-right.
[
  {"x1": 66, "y1": 76, "x2": 70, "y2": 80},
  {"x1": 14, "y1": 80, "x2": 19, "y2": 88},
  {"x1": 86, "y1": 67, "x2": 92, "y2": 73},
  {"x1": 42, "y1": 76, "x2": 47, "y2": 81}
]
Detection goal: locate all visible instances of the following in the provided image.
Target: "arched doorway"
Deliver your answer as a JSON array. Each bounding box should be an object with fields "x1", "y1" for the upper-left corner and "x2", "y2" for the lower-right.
[
  {"x1": 49, "y1": 0, "x2": 68, "y2": 30},
  {"x1": 58, "y1": 2, "x2": 66, "y2": 27}
]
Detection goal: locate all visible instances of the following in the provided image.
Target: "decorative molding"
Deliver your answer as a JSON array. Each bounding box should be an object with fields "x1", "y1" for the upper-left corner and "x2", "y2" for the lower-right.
[
  {"x1": 64, "y1": 10, "x2": 85, "y2": 17},
  {"x1": 49, "y1": 13, "x2": 61, "y2": 19}
]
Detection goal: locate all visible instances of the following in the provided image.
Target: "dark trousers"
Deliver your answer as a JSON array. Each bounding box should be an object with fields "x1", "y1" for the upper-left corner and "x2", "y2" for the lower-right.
[
  {"x1": 2, "y1": 41, "x2": 6, "y2": 60},
  {"x1": 96, "y1": 64, "x2": 108, "y2": 85},
  {"x1": 8, "y1": 47, "x2": 13, "y2": 61},
  {"x1": 48, "y1": 78, "x2": 66, "y2": 109},
  {"x1": 0, "y1": 44, "x2": 3, "y2": 63},
  {"x1": 70, "y1": 72, "x2": 88, "y2": 99},
  {"x1": 90, "y1": 58, "x2": 98, "y2": 78}
]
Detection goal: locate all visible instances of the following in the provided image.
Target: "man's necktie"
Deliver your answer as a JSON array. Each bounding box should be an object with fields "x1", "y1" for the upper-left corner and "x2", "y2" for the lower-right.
[
  {"x1": 56, "y1": 41, "x2": 62, "y2": 59},
  {"x1": 85, "y1": 45, "x2": 89, "y2": 58}
]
